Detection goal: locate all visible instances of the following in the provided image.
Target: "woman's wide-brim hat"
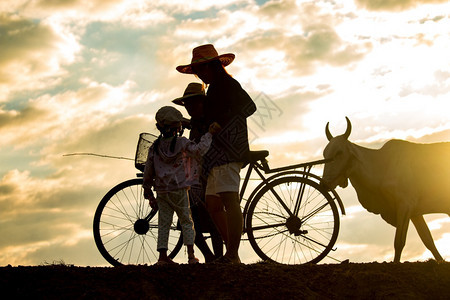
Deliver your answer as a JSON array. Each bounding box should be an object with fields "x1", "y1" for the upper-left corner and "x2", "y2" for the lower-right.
[
  {"x1": 176, "y1": 44, "x2": 235, "y2": 74},
  {"x1": 172, "y1": 82, "x2": 205, "y2": 106}
]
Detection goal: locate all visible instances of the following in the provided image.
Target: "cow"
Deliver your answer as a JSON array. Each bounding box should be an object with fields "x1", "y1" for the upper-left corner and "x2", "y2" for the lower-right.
[{"x1": 321, "y1": 117, "x2": 449, "y2": 263}]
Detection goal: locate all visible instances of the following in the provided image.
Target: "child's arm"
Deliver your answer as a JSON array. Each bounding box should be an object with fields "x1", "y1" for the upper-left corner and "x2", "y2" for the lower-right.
[
  {"x1": 143, "y1": 146, "x2": 158, "y2": 209},
  {"x1": 185, "y1": 122, "x2": 221, "y2": 156}
]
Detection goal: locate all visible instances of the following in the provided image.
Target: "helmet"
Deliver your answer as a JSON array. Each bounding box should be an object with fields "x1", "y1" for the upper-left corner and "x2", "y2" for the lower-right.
[{"x1": 155, "y1": 106, "x2": 183, "y2": 127}]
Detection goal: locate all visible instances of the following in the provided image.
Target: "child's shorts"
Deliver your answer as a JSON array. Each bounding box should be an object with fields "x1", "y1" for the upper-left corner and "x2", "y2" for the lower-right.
[{"x1": 205, "y1": 162, "x2": 242, "y2": 196}]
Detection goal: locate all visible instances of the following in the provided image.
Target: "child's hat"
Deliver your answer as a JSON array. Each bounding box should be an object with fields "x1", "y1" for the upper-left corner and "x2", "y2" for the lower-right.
[
  {"x1": 176, "y1": 44, "x2": 235, "y2": 74},
  {"x1": 172, "y1": 82, "x2": 205, "y2": 106},
  {"x1": 155, "y1": 106, "x2": 184, "y2": 127}
]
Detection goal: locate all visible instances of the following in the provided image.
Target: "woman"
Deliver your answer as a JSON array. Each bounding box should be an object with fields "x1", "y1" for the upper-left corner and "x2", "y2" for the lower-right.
[{"x1": 177, "y1": 44, "x2": 256, "y2": 264}]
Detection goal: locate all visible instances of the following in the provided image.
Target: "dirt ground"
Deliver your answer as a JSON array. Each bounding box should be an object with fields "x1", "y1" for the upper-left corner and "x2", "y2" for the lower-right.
[{"x1": 1, "y1": 260, "x2": 449, "y2": 299}]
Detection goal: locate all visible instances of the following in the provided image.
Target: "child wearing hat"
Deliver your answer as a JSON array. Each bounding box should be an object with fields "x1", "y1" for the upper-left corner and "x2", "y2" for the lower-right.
[
  {"x1": 177, "y1": 44, "x2": 257, "y2": 264},
  {"x1": 173, "y1": 82, "x2": 224, "y2": 262},
  {"x1": 143, "y1": 105, "x2": 220, "y2": 265}
]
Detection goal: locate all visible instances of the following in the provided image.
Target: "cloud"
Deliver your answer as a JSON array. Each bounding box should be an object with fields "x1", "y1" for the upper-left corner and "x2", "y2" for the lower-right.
[
  {"x1": 399, "y1": 70, "x2": 450, "y2": 98},
  {"x1": 0, "y1": 208, "x2": 97, "y2": 265},
  {"x1": 0, "y1": 14, "x2": 80, "y2": 100},
  {"x1": 0, "y1": 169, "x2": 91, "y2": 210},
  {"x1": 168, "y1": 1, "x2": 372, "y2": 97},
  {"x1": 0, "y1": 79, "x2": 146, "y2": 149},
  {"x1": 234, "y1": 25, "x2": 370, "y2": 77},
  {"x1": 418, "y1": 15, "x2": 445, "y2": 24},
  {"x1": 151, "y1": 0, "x2": 249, "y2": 14},
  {"x1": 6, "y1": 0, "x2": 124, "y2": 19},
  {"x1": 36, "y1": 0, "x2": 123, "y2": 11},
  {"x1": 285, "y1": 27, "x2": 371, "y2": 72},
  {"x1": 0, "y1": 106, "x2": 49, "y2": 130},
  {"x1": 5, "y1": 0, "x2": 244, "y2": 29},
  {"x1": 355, "y1": 0, "x2": 449, "y2": 11}
]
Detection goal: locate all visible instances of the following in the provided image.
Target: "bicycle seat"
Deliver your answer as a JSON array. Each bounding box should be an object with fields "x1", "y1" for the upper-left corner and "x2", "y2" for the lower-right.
[{"x1": 247, "y1": 150, "x2": 269, "y2": 163}]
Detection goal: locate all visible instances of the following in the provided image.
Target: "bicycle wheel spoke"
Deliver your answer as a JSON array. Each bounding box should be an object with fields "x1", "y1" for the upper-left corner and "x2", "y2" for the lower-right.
[
  {"x1": 101, "y1": 221, "x2": 133, "y2": 231},
  {"x1": 143, "y1": 235, "x2": 159, "y2": 261},
  {"x1": 136, "y1": 234, "x2": 148, "y2": 264},
  {"x1": 132, "y1": 183, "x2": 145, "y2": 217},
  {"x1": 100, "y1": 211, "x2": 133, "y2": 223},
  {"x1": 110, "y1": 195, "x2": 134, "y2": 223},
  {"x1": 100, "y1": 226, "x2": 134, "y2": 243},
  {"x1": 301, "y1": 202, "x2": 329, "y2": 223},
  {"x1": 121, "y1": 187, "x2": 140, "y2": 218},
  {"x1": 108, "y1": 230, "x2": 139, "y2": 260},
  {"x1": 123, "y1": 229, "x2": 137, "y2": 263},
  {"x1": 250, "y1": 222, "x2": 286, "y2": 231}
]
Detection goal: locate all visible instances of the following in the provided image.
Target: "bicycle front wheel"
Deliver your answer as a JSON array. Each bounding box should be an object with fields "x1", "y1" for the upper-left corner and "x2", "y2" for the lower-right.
[
  {"x1": 246, "y1": 176, "x2": 339, "y2": 264},
  {"x1": 93, "y1": 178, "x2": 183, "y2": 266}
]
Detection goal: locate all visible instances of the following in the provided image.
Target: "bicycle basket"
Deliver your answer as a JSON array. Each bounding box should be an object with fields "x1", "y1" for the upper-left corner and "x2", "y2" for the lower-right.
[{"x1": 134, "y1": 132, "x2": 158, "y2": 172}]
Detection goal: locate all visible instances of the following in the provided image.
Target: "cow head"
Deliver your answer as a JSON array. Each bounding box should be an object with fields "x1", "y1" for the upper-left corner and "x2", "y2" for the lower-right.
[{"x1": 321, "y1": 117, "x2": 353, "y2": 190}]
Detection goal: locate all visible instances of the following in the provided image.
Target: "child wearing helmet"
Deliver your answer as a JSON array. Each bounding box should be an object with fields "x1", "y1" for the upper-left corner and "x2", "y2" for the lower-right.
[{"x1": 143, "y1": 106, "x2": 220, "y2": 265}]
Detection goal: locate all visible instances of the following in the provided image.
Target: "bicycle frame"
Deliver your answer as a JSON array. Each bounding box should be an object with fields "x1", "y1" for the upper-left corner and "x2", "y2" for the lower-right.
[{"x1": 136, "y1": 155, "x2": 345, "y2": 221}]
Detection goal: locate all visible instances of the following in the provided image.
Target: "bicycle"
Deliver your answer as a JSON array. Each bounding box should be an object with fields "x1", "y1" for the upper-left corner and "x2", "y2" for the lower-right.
[{"x1": 93, "y1": 133, "x2": 346, "y2": 266}]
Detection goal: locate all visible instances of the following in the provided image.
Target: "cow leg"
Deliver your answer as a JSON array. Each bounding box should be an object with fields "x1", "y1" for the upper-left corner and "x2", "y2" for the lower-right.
[
  {"x1": 394, "y1": 208, "x2": 411, "y2": 263},
  {"x1": 411, "y1": 215, "x2": 444, "y2": 262}
]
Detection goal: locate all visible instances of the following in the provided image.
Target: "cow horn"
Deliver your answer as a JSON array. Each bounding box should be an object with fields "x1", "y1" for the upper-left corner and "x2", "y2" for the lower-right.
[
  {"x1": 343, "y1": 116, "x2": 352, "y2": 140},
  {"x1": 325, "y1": 122, "x2": 333, "y2": 141}
]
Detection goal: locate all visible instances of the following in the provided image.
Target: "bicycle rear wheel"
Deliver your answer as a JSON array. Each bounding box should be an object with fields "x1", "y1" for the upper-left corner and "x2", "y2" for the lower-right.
[
  {"x1": 246, "y1": 176, "x2": 339, "y2": 264},
  {"x1": 93, "y1": 178, "x2": 183, "y2": 266}
]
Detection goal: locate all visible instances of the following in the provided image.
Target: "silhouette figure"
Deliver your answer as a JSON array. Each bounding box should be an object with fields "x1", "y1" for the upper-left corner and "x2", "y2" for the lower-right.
[
  {"x1": 142, "y1": 106, "x2": 220, "y2": 265},
  {"x1": 177, "y1": 44, "x2": 257, "y2": 264},
  {"x1": 322, "y1": 117, "x2": 449, "y2": 262},
  {"x1": 172, "y1": 82, "x2": 224, "y2": 262}
]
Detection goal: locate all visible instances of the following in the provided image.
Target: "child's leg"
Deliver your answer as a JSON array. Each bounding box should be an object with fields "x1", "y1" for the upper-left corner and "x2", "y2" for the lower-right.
[
  {"x1": 173, "y1": 189, "x2": 198, "y2": 262},
  {"x1": 186, "y1": 244, "x2": 195, "y2": 259},
  {"x1": 157, "y1": 193, "x2": 176, "y2": 263},
  {"x1": 186, "y1": 244, "x2": 199, "y2": 264},
  {"x1": 157, "y1": 249, "x2": 176, "y2": 264}
]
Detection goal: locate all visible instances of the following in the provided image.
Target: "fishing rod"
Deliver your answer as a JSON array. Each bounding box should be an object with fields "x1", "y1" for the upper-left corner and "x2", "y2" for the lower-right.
[{"x1": 63, "y1": 153, "x2": 134, "y2": 161}]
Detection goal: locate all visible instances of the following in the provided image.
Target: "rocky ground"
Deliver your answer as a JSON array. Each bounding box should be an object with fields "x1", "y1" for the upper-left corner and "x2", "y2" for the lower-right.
[{"x1": 1, "y1": 260, "x2": 450, "y2": 299}]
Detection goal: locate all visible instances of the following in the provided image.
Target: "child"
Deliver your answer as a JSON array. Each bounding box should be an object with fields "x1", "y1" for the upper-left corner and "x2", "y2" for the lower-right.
[
  {"x1": 143, "y1": 106, "x2": 220, "y2": 265},
  {"x1": 173, "y1": 82, "x2": 224, "y2": 262}
]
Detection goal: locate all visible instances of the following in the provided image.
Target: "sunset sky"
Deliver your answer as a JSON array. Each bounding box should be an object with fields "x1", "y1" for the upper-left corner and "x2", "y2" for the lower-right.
[{"x1": 1, "y1": 0, "x2": 449, "y2": 266}]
